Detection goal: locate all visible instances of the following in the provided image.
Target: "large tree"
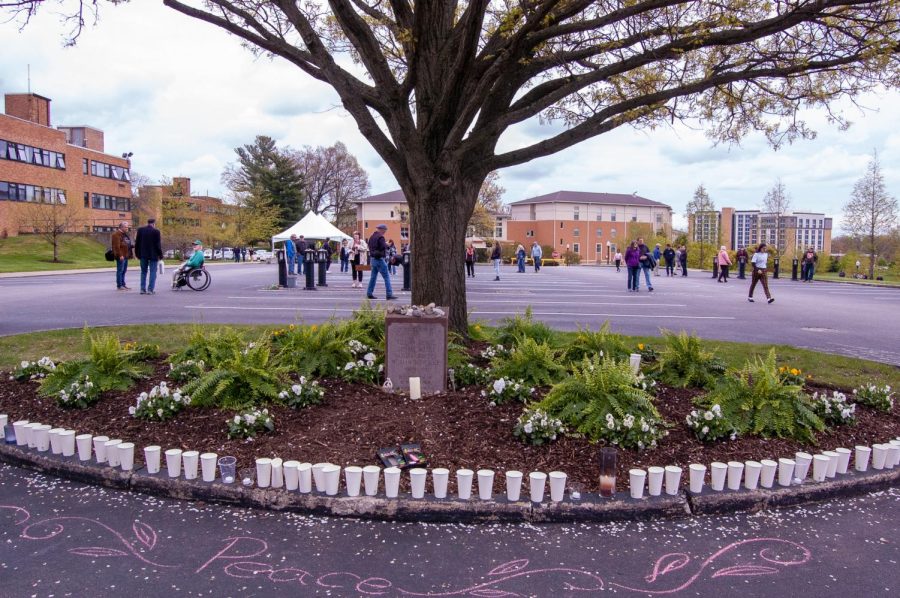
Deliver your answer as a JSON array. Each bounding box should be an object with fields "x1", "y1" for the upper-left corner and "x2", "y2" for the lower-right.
[
  {"x1": 843, "y1": 152, "x2": 898, "y2": 279},
  {"x1": 286, "y1": 141, "x2": 370, "y2": 229},
  {"x1": 13, "y1": 1, "x2": 900, "y2": 332},
  {"x1": 762, "y1": 179, "x2": 792, "y2": 257},
  {"x1": 685, "y1": 184, "x2": 716, "y2": 269}
]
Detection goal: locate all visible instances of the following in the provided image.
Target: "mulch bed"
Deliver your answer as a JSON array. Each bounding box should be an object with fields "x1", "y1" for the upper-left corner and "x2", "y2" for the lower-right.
[{"x1": 2, "y1": 359, "x2": 898, "y2": 494}]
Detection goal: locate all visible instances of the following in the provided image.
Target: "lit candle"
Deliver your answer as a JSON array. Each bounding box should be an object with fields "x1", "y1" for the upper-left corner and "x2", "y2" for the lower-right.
[
  {"x1": 409, "y1": 377, "x2": 421, "y2": 400},
  {"x1": 224, "y1": 476, "x2": 234, "y2": 484},
  {"x1": 599, "y1": 475, "x2": 616, "y2": 497}
]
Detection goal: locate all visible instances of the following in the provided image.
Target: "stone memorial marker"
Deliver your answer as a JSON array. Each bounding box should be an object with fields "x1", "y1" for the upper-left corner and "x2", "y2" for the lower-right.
[{"x1": 385, "y1": 305, "x2": 448, "y2": 393}]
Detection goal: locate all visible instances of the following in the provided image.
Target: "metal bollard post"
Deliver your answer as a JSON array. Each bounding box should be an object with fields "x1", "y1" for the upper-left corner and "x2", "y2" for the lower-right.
[
  {"x1": 402, "y1": 250, "x2": 411, "y2": 292},
  {"x1": 317, "y1": 248, "x2": 328, "y2": 287},
  {"x1": 773, "y1": 258, "x2": 780, "y2": 279},
  {"x1": 304, "y1": 248, "x2": 317, "y2": 290},
  {"x1": 791, "y1": 258, "x2": 799, "y2": 281},
  {"x1": 712, "y1": 257, "x2": 718, "y2": 278},
  {"x1": 276, "y1": 249, "x2": 287, "y2": 287}
]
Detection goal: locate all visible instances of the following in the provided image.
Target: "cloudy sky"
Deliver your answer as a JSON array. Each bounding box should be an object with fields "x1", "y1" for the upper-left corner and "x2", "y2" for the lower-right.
[{"x1": 2, "y1": 2, "x2": 898, "y2": 232}]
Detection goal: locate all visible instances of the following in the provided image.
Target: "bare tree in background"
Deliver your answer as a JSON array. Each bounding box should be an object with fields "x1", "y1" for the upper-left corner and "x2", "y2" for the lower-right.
[
  {"x1": 15, "y1": 195, "x2": 84, "y2": 262},
  {"x1": 843, "y1": 152, "x2": 898, "y2": 280},
  {"x1": 686, "y1": 184, "x2": 716, "y2": 269},
  {"x1": 287, "y1": 142, "x2": 370, "y2": 230},
  {"x1": 762, "y1": 179, "x2": 792, "y2": 257}
]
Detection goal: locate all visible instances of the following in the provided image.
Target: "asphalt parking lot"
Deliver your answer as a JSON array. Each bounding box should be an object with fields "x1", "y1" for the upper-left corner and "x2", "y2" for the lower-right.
[{"x1": 1, "y1": 262, "x2": 898, "y2": 364}]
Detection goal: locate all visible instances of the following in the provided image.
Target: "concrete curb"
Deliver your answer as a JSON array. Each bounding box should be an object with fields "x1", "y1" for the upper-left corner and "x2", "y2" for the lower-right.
[
  {"x1": 3, "y1": 442, "x2": 898, "y2": 523},
  {"x1": 0, "y1": 261, "x2": 266, "y2": 279}
]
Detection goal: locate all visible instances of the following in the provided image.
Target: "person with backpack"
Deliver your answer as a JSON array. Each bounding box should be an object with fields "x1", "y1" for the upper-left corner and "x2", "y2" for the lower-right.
[
  {"x1": 111, "y1": 221, "x2": 134, "y2": 291},
  {"x1": 637, "y1": 237, "x2": 654, "y2": 292}
]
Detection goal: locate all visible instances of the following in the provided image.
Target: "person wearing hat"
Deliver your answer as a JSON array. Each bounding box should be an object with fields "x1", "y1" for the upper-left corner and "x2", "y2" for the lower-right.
[
  {"x1": 717, "y1": 245, "x2": 732, "y2": 282},
  {"x1": 135, "y1": 218, "x2": 163, "y2": 295},
  {"x1": 185, "y1": 240, "x2": 205, "y2": 271},
  {"x1": 366, "y1": 224, "x2": 398, "y2": 300}
]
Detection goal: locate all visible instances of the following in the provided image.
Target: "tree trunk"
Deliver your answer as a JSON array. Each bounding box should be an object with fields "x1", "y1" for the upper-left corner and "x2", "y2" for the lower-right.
[
  {"x1": 52, "y1": 234, "x2": 59, "y2": 263},
  {"x1": 406, "y1": 177, "x2": 482, "y2": 335}
]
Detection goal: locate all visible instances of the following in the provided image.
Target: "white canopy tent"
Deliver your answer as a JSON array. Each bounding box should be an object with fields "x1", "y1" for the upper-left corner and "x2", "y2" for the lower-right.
[{"x1": 271, "y1": 212, "x2": 352, "y2": 248}]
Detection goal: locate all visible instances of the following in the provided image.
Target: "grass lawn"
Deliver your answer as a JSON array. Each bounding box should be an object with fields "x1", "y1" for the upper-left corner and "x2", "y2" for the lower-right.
[
  {"x1": 0, "y1": 235, "x2": 113, "y2": 273},
  {"x1": 814, "y1": 271, "x2": 900, "y2": 288},
  {"x1": 0, "y1": 324, "x2": 896, "y2": 390}
]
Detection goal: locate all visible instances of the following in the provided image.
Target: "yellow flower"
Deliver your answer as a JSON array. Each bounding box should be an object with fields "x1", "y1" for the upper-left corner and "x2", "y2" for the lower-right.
[
  {"x1": 311, "y1": 325, "x2": 318, "y2": 331},
  {"x1": 779, "y1": 366, "x2": 786, "y2": 373},
  {"x1": 638, "y1": 343, "x2": 645, "y2": 351},
  {"x1": 474, "y1": 325, "x2": 482, "y2": 331},
  {"x1": 790, "y1": 368, "x2": 799, "y2": 376},
  {"x1": 289, "y1": 324, "x2": 295, "y2": 330}
]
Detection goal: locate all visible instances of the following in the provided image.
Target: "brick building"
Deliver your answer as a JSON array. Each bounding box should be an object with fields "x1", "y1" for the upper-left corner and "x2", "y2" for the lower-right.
[
  {"x1": 137, "y1": 177, "x2": 232, "y2": 250},
  {"x1": 0, "y1": 92, "x2": 133, "y2": 236},
  {"x1": 690, "y1": 207, "x2": 833, "y2": 255}
]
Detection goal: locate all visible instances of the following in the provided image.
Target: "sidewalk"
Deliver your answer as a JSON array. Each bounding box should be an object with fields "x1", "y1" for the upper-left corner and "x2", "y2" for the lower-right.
[{"x1": 0, "y1": 261, "x2": 266, "y2": 279}]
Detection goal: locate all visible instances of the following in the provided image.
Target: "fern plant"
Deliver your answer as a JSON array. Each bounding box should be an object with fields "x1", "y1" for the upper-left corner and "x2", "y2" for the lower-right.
[
  {"x1": 536, "y1": 357, "x2": 667, "y2": 449},
  {"x1": 182, "y1": 343, "x2": 286, "y2": 409},
  {"x1": 338, "y1": 303, "x2": 386, "y2": 349},
  {"x1": 652, "y1": 330, "x2": 726, "y2": 389},
  {"x1": 700, "y1": 349, "x2": 824, "y2": 442},
  {"x1": 273, "y1": 322, "x2": 352, "y2": 377},
  {"x1": 40, "y1": 329, "x2": 149, "y2": 395},
  {"x1": 491, "y1": 337, "x2": 566, "y2": 387},
  {"x1": 494, "y1": 306, "x2": 555, "y2": 348},
  {"x1": 563, "y1": 322, "x2": 630, "y2": 364},
  {"x1": 169, "y1": 326, "x2": 247, "y2": 368}
]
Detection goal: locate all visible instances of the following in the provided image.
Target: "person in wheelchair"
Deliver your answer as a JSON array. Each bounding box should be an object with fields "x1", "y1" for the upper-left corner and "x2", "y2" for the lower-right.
[{"x1": 172, "y1": 240, "x2": 207, "y2": 289}]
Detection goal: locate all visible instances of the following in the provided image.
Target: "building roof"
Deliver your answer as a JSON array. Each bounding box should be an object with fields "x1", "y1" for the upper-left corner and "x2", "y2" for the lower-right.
[
  {"x1": 356, "y1": 189, "x2": 406, "y2": 204},
  {"x1": 509, "y1": 190, "x2": 670, "y2": 209}
]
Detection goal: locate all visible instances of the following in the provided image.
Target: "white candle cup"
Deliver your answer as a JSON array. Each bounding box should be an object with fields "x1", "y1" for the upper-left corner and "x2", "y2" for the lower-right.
[
  {"x1": 629, "y1": 353, "x2": 642, "y2": 374},
  {"x1": 165, "y1": 448, "x2": 183, "y2": 477},
  {"x1": 710, "y1": 462, "x2": 728, "y2": 491},
  {"x1": 255, "y1": 458, "x2": 273, "y2": 487},
  {"x1": 478, "y1": 469, "x2": 495, "y2": 501},
  {"x1": 24, "y1": 422, "x2": 41, "y2": 448},
  {"x1": 822, "y1": 451, "x2": 839, "y2": 478},
  {"x1": 142, "y1": 445, "x2": 161, "y2": 473},
  {"x1": 854, "y1": 446, "x2": 871, "y2": 472},
  {"x1": 887, "y1": 441, "x2": 900, "y2": 469},
  {"x1": 794, "y1": 452, "x2": 813, "y2": 481},
  {"x1": 505, "y1": 471, "x2": 524, "y2": 502},
  {"x1": 835, "y1": 448, "x2": 852, "y2": 474},
  {"x1": 12, "y1": 420, "x2": 30, "y2": 446},
  {"x1": 456, "y1": 469, "x2": 474, "y2": 500},
  {"x1": 362, "y1": 465, "x2": 380, "y2": 496},
  {"x1": 432, "y1": 468, "x2": 450, "y2": 499},
  {"x1": 92, "y1": 435, "x2": 110, "y2": 462},
  {"x1": 384, "y1": 466, "x2": 401, "y2": 498},
  {"x1": 60, "y1": 430, "x2": 76, "y2": 456},
  {"x1": 743, "y1": 461, "x2": 762, "y2": 490},
  {"x1": 409, "y1": 377, "x2": 421, "y2": 400},
  {"x1": 871, "y1": 444, "x2": 888, "y2": 470},
  {"x1": 629, "y1": 469, "x2": 647, "y2": 499},
  {"x1": 688, "y1": 464, "x2": 706, "y2": 493},
  {"x1": 181, "y1": 450, "x2": 199, "y2": 480},
  {"x1": 647, "y1": 467, "x2": 664, "y2": 496},
  {"x1": 664, "y1": 466, "x2": 682, "y2": 495},
  {"x1": 298, "y1": 463, "x2": 313, "y2": 493},
  {"x1": 759, "y1": 460, "x2": 778, "y2": 488},
  {"x1": 529, "y1": 471, "x2": 547, "y2": 503},
  {"x1": 549, "y1": 471, "x2": 567, "y2": 502},
  {"x1": 76, "y1": 434, "x2": 93, "y2": 461},
  {"x1": 812, "y1": 455, "x2": 830, "y2": 482},
  {"x1": 410, "y1": 468, "x2": 427, "y2": 499},
  {"x1": 283, "y1": 461, "x2": 301, "y2": 491},
  {"x1": 778, "y1": 458, "x2": 795, "y2": 487},
  {"x1": 118, "y1": 443, "x2": 135, "y2": 471},
  {"x1": 312, "y1": 462, "x2": 330, "y2": 492},
  {"x1": 270, "y1": 458, "x2": 284, "y2": 488},
  {"x1": 217, "y1": 456, "x2": 237, "y2": 484},
  {"x1": 200, "y1": 453, "x2": 218, "y2": 482},
  {"x1": 323, "y1": 465, "x2": 341, "y2": 496},
  {"x1": 35, "y1": 425, "x2": 52, "y2": 452},
  {"x1": 48, "y1": 428, "x2": 65, "y2": 454},
  {"x1": 344, "y1": 466, "x2": 363, "y2": 497},
  {"x1": 104, "y1": 439, "x2": 122, "y2": 465},
  {"x1": 726, "y1": 461, "x2": 744, "y2": 491}
]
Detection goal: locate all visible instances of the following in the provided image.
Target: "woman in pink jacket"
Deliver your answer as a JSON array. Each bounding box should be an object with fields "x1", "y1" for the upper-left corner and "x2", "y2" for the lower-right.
[{"x1": 717, "y1": 246, "x2": 733, "y2": 283}]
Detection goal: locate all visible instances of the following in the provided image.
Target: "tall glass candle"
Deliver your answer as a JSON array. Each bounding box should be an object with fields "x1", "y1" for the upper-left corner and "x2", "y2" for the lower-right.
[{"x1": 599, "y1": 447, "x2": 617, "y2": 497}]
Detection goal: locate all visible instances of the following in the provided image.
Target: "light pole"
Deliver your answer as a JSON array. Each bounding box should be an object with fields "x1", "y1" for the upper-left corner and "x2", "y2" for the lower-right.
[{"x1": 606, "y1": 241, "x2": 610, "y2": 265}]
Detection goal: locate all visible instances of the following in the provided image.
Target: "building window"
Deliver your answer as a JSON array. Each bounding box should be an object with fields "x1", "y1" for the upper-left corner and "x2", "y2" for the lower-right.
[
  {"x1": 573, "y1": 228, "x2": 580, "y2": 237},
  {"x1": 656, "y1": 213, "x2": 663, "y2": 224},
  {"x1": 90, "y1": 160, "x2": 130, "y2": 181},
  {"x1": 573, "y1": 206, "x2": 580, "y2": 221},
  {"x1": 611, "y1": 228, "x2": 616, "y2": 238},
  {"x1": 560, "y1": 238, "x2": 564, "y2": 245},
  {"x1": 390, "y1": 210, "x2": 394, "y2": 217},
  {"x1": 0, "y1": 138, "x2": 66, "y2": 171},
  {"x1": 573, "y1": 243, "x2": 580, "y2": 253},
  {"x1": 364, "y1": 221, "x2": 368, "y2": 229},
  {"x1": 631, "y1": 216, "x2": 637, "y2": 222},
  {"x1": 84, "y1": 192, "x2": 89, "y2": 208},
  {"x1": 610, "y1": 212, "x2": 616, "y2": 222},
  {"x1": 0, "y1": 180, "x2": 67, "y2": 204},
  {"x1": 400, "y1": 210, "x2": 408, "y2": 222},
  {"x1": 90, "y1": 193, "x2": 131, "y2": 212},
  {"x1": 595, "y1": 243, "x2": 602, "y2": 254},
  {"x1": 560, "y1": 222, "x2": 564, "y2": 228},
  {"x1": 596, "y1": 228, "x2": 602, "y2": 237},
  {"x1": 400, "y1": 226, "x2": 409, "y2": 239}
]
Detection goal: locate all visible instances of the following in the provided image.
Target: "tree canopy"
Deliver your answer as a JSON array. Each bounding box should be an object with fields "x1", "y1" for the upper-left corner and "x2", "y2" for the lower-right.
[{"x1": 843, "y1": 152, "x2": 899, "y2": 278}]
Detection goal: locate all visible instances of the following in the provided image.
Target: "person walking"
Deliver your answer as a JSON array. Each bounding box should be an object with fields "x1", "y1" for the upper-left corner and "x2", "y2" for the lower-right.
[
  {"x1": 663, "y1": 244, "x2": 675, "y2": 276},
  {"x1": 748, "y1": 242, "x2": 775, "y2": 303},
  {"x1": 736, "y1": 246, "x2": 749, "y2": 279},
  {"x1": 491, "y1": 241, "x2": 502, "y2": 281},
  {"x1": 350, "y1": 231, "x2": 367, "y2": 288},
  {"x1": 679, "y1": 245, "x2": 688, "y2": 276},
  {"x1": 465, "y1": 244, "x2": 476, "y2": 277},
  {"x1": 614, "y1": 250, "x2": 622, "y2": 272},
  {"x1": 111, "y1": 221, "x2": 134, "y2": 291},
  {"x1": 339, "y1": 239, "x2": 350, "y2": 273},
  {"x1": 653, "y1": 243, "x2": 662, "y2": 276},
  {"x1": 531, "y1": 242, "x2": 543, "y2": 272},
  {"x1": 241, "y1": 247, "x2": 247, "y2": 262},
  {"x1": 366, "y1": 224, "x2": 397, "y2": 300},
  {"x1": 516, "y1": 244, "x2": 526, "y2": 273},
  {"x1": 801, "y1": 247, "x2": 818, "y2": 282},
  {"x1": 286, "y1": 235, "x2": 297, "y2": 275},
  {"x1": 637, "y1": 237, "x2": 654, "y2": 292},
  {"x1": 295, "y1": 235, "x2": 308, "y2": 275},
  {"x1": 135, "y1": 218, "x2": 163, "y2": 295},
  {"x1": 717, "y1": 246, "x2": 732, "y2": 283},
  {"x1": 625, "y1": 240, "x2": 641, "y2": 292},
  {"x1": 387, "y1": 239, "x2": 397, "y2": 275}
]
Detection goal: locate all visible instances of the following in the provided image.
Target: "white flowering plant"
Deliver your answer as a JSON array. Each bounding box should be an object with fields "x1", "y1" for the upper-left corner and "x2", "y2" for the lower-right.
[
  {"x1": 12, "y1": 357, "x2": 57, "y2": 382},
  {"x1": 56, "y1": 375, "x2": 100, "y2": 409},
  {"x1": 168, "y1": 359, "x2": 205, "y2": 383},
  {"x1": 479, "y1": 344, "x2": 510, "y2": 361},
  {"x1": 685, "y1": 404, "x2": 738, "y2": 442},
  {"x1": 340, "y1": 340, "x2": 383, "y2": 384},
  {"x1": 601, "y1": 412, "x2": 667, "y2": 450},
  {"x1": 481, "y1": 377, "x2": 534, "y2": 405},
  {"x1": 227, "y1": 408, "x2": 275, "y2": 439},
  {"x1": 131, "y1": 382, "x2": 190, "y2": 421},
  {"x1": 853, "y1": 384, "x2": 894, "y2": 412},
  {"x1": 278, "y1": 377, "x2": 325, "y2": 409},
  {"x1": 513, "y1": 408, "x2": 565, "y2": 446},
  {"x1": 811, "y1": 391, "x2": 856, "y2": 426},
  {"x1": 453, "y1": 363, "x2": 491, "y2": 388}
]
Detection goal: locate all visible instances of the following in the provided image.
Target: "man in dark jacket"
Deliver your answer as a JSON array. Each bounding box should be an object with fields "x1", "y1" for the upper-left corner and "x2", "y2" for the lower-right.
[
  {"x1": 295, "y1": 235, "x2": 308, "y2": 275},
  {"x1": 135, "y1": 218, "x2": 164, "y2": 294},
  {"x1": 637, "y1": 238, "x2": 654, "y2": 292},
  {"x1": 736, "y1": 247, "x2": 749, "y2": 279},
  {"x1": 663, "y1": 244, "x2": 676, "y2": 276},
  {"x1": 111, "y1": 221, "x2": 134, "y2": 291},
  {"x1": 366, "y1": 224, "x2": 397, "y2": 300}
]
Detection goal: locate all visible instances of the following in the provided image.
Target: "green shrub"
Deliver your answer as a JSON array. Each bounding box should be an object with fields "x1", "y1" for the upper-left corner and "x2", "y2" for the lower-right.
[
  {"x1": 491, "y1": 337, "x2": 565, "y2": 387},
  {"x1": 227, "y1": 408, "x2": 275, "y2": 439},
  {"x1": 41, "y1": 329, "x2": 149, "y2": 396},
  {"x1": 168, "y1": 359, "x2": 206, "y2": 383},
  {"x1": 273, "y1": 322, "x2": 351, "y2": 378},
  {"x1": 653, "y1": 330, "x2": 726, "y2": 389},
  {"x1": 451, "y1": 363, "x2": 491, "y2": 388},
  {"x1": 447, "y1": 331, "x2": 471, "y2": 370},
  {"x1": 494, "y1": 306, "x2": 554, "y2": 348},
  {"x1": 563, "y1": 322, "x2": 630, "y2": 363},
  {"x1": 853, "y1": 384, "x2": 894, "y2": 412},
  {"x1": 278, "y1": 377, "x2": 325, "y2": 409},
  {"x1": 514, "y1": 407, "x2": 565, "y2": 446},
  {"x1": 340, "y1": 340, "x2": 382, "y2": 385},
  {"x1": 170, "y1": 326, "x2": 246, "y2": 368},
  {"x1": 339, "y1": 303, "x2": 385, "y2": 349},
  {"x1": 12, "y1": 357, "x2": 57, "y2": 382},
  {"x1": 482, "y1": 377, "x2": 535, "y2": 405},
  {"x1": 685, "y1": 404, "x2": 738, "y2": 442},
  {"x1": 56, "y1": 375, "x2": 100, "y2": 409},
  {"x1": 536, "y1": 357, "x2": 667, "y2": 449},
  {"x1": 811, "y1": 390, "x2": 856, "y2": 426},
  {"x1": 130, "y1": 382, "x2": 190, "y2": 421},
  {"x1": 182, "y1": 343, "x2": 285, "y2": 409},
  {"x1": 700, "y1": 350, "x2": 823, "y2": 442}
]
